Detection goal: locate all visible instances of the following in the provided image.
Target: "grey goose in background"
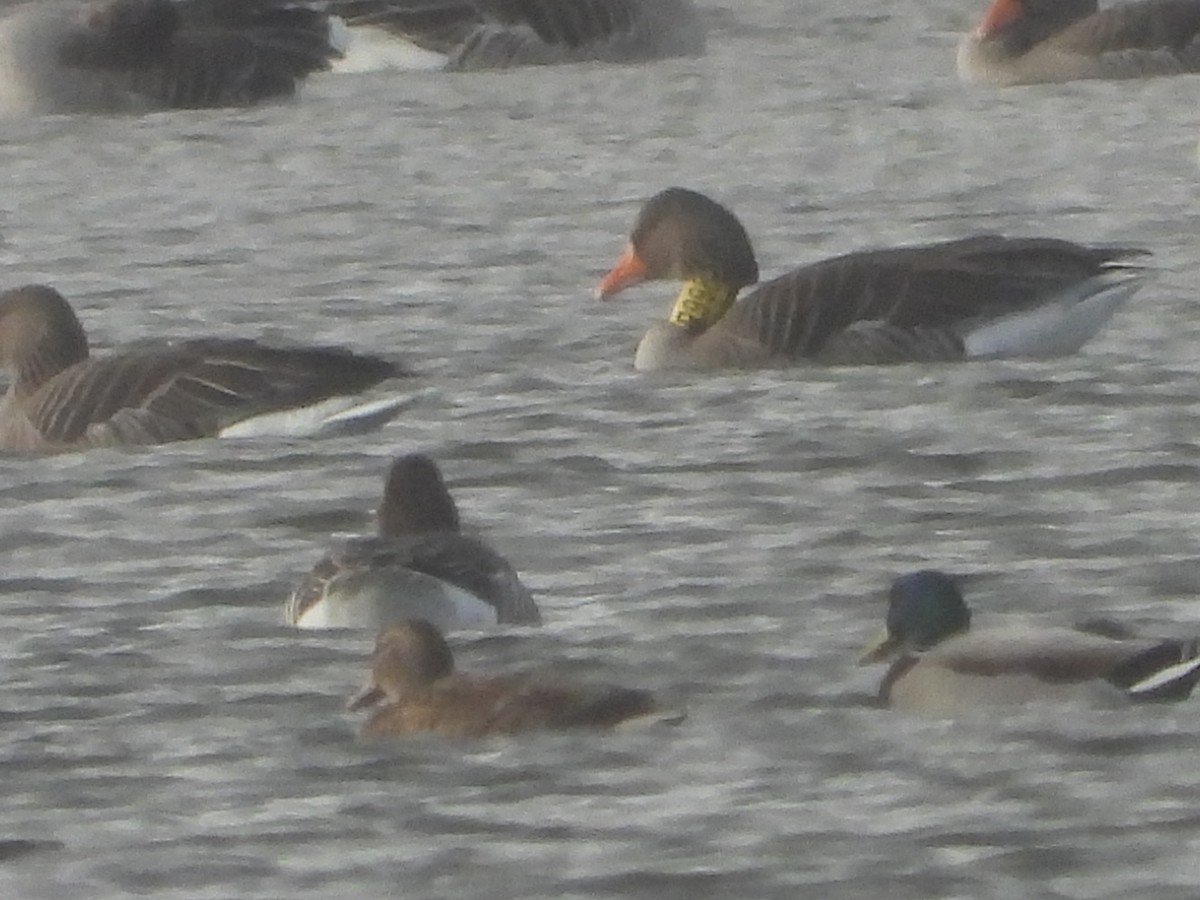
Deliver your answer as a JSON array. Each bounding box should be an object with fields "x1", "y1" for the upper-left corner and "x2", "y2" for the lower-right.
[
  {"x1": 862, "y1": 570, "x2": 1200, "y2": 714},
  {"x1": 286, "y1": 453, "x2": 541, "y2": 630},
  {"x1": 958, "y1": 0, "x2": 1200, "y2": 85},
  {"x1": 349, "y1": 621, "x2": 683, "y2": 739},
  {"x1": 327, "y1": 0, "x2": 704, "y2": 70},
  {"x1": 595, "y1": 188, "x2": 1150, "y2": 370},
  {"x1": 0, "y1": 0, "x2": 343, "y2": 114},
  {"x1": 0, "y1": 285, "x2": 410, "y2": 452}
]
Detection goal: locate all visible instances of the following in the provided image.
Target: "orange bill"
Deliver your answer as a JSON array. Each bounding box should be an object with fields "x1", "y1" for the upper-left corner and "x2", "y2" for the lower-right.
[
  {"x1": 976, "y1": 0, "x2": 1024, "y2": 37},
  {"x1": 594, "y1": 242, "x2": 648, "y2": 300}
]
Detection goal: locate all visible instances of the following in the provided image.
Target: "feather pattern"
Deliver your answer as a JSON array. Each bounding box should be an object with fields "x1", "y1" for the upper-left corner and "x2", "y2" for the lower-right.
[
  {"x1": 286, "y1": 453, "x2": 541, "y2": 629},
  {"x1": 959, "y1": 0, "x2": 1200, "y2": 85},
  {"x1": 0, "y1": 285, "x2": 407, "y2": 452},
  {"x1": 0, "y1": 0, "x2": 341, "y2": 113},
  {"x1": 328, "y1": 0, "x2": 704, "y2": 68},
  {"x1": 720, "y1": 236, "x2": 1147, "y2": 360}
]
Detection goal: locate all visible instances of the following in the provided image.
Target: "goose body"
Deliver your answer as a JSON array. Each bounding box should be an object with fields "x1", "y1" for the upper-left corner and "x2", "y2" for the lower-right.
[
  {"x1": 596, "y1": 188, "x2": 1149, "y2": 370},
  {"x1": 958, "y1": 0, "x2": 1200, "y2": 86},
  {"x1": 349, "y1": 621, "x2": 683, "y2": 739},
  {"x1": 286, "y1": 453, "x2": 541, "y2": 630},
  {"x1": 0, "y1": 0, "x2": 343, "y2": 114},
  {"x1": 861, "y1": 571, "x2": 1200, "y2": 715},
  {"x1": 0, "y1": 285, "x2": 408, "y2": 452},
  {"x1": 328, "y1": 0, "x2": 704, "y2": 71}
]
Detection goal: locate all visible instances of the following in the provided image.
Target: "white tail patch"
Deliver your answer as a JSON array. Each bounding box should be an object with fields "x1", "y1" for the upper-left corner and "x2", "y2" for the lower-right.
[
  {"x1": 330, "y1": 26, "x2": 449, "y2": 73},
  {"x1": 962, "y1": 273, "x2": 1147, "y2": 359}
]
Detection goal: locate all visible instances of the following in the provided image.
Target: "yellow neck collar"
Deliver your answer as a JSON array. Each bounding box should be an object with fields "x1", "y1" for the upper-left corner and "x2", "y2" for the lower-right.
[{"x1": 667, "y1": 276, "x2": 738, "y2": 330}]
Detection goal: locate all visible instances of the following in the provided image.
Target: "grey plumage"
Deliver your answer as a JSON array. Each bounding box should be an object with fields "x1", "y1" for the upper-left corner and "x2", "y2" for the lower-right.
[
  {"x1": 0, "y1": 0, "x2": 342, "y2": 114},
  {"x1": 329, "y1": 0, "x2": 703, "y2": 69}
]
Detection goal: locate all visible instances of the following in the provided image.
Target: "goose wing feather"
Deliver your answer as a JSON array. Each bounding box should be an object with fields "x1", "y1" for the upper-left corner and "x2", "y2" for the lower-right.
[
  {"x1": 717, "y1": 236, "x2": 1147, "y2": 360},
  {"x1": 23, "y1": 339, "x2": 402, "y2": 444}
]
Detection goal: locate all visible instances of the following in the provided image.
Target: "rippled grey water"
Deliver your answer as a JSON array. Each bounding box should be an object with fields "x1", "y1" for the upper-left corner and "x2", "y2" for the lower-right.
[{"x1": 5, "y1": 1, "x2": 1200, "y2": 897}]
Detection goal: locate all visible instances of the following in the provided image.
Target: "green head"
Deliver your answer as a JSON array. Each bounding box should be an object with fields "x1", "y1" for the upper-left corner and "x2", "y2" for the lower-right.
[{"x1": 861, "y1": 570, "x2": 972, "y2": 663}]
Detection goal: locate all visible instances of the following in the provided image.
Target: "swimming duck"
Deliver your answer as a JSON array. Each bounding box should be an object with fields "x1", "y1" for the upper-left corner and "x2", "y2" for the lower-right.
[
  {"x1": 861, "y1": 570, "x2": 1200, "y2": 714},
  {"x1": 958, "y1": 0, "x2": 1200, "y2": 86},
  {"x1": 328, "y1": 0, "x2": 704, "y2": 70},
  {"x1": 0, "y1": 0, "x2": 343, "y2": 114},
  {"x1": 348, "y1": 620, "x2": 684, "y2": 738},
  {"x1": 0, "y1": 284, "x2": 409, "y2": 452},
  {"x1": 595, "y1": 188, "x2": 1150, "y2": 370},
  {"x1": 286, "y1": 453, "x2": 541, "y2": 630}
]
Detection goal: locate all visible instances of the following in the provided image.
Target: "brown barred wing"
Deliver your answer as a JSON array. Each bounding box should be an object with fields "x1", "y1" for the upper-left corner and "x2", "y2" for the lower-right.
[
  {"x1": 719, "y1": 236, "x2": 1148, "y2": 361},
  {"x1": 1055, "y1": 0, "x2": 1200, "y2": 56},
  {"x1": 23, "y1": 339, "x2": 403, "y2": 446}
]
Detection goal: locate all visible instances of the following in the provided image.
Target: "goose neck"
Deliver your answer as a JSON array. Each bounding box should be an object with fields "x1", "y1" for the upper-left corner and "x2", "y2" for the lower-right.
[{"x1": 667, "y1": 276, "x2": 738, "y2": 331}]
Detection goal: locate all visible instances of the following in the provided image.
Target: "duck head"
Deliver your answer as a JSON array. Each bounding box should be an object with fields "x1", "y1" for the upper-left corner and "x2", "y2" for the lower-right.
[{"x1": 861, "y1": 570, "x2": 972, "y2": 663}]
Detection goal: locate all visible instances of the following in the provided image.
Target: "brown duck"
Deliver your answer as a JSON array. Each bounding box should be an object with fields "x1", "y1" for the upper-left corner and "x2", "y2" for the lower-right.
[
  {"x1": 349, "y1": 621, "x2": 684, "y2": 739},
  {"x1": 595, "y1": 188, "x2": 1149, "y2": 371},
  {"x1": 0, "y1": 284, "x2": 408, "y2": 452},
  {"x1": 958, "y1": 0, "x2": 1200, "y2": 85}
]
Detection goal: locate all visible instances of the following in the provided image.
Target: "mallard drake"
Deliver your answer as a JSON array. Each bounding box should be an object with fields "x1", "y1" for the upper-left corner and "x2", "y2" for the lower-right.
[
  {"x1": 348, "y1": 620, "x2": 684, "y2": 738},
  {"x1": 0, "y1": 0, "x2": 343, "y2": 114},
  {"x1": 0, "y1": 285, "x2": 409, "y2": 452},
  {"x1": 328, "y1": 0, "x2": 704, "y2": 70},
  {"x1": 958, "y1": 0, "x2": 1200, "y2": 86},
  {"x1": 861, "y1": 570, "x2": 1200, "y2": 714},
  {"x1": 595, "y1": 188, "x2": 1149, "y2": 370},
  {"x1": 286, "y1": 453, "x2": 541, "y2": 630}
]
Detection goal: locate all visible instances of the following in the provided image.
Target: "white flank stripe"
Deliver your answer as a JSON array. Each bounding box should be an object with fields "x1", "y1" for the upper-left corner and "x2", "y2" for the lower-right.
[
  {"x1": 1128, "y1": 656, "x2": 1200, "y2": 698},
  {"x1": 219, "y1": 393, "x2": 412, "y2": 438}
]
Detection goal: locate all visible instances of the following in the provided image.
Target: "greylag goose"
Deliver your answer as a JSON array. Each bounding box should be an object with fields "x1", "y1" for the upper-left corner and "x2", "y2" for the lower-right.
[
  {"x1": 958, "y1": 0, "x2": 1200, "y2": 85},
  {"x1": 328, "y1": 0, "x2": 704, "y2": 70},
  {"x1": 0, "y1": 0, "x2": 343, "y2": 114},
  {"x1": 286, "y1": 453, "x2": 541, "y2": 630},
  {"x1": 861, "y1": 570, "x2": 1200, "y2": 714},
  {"x1": 595, "y1": 188, "x2": 1150, "y2": 370},
  {"x1": 349, "y1": 620, "x2": 684, "y2": 738},
  {"x1": 0, "y1": 284, "x2": 409, "y2": 452}
]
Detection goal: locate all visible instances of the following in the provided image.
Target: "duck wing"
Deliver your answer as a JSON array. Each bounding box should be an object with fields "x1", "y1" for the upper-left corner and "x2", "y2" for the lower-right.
[{"x1": 401, "y1": 531, "x2": 541, "y2": 624}]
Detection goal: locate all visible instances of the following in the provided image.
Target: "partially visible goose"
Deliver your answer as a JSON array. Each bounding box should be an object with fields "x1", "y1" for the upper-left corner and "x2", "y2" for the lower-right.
[
  {"x1": 286, "y1": 453, "x2": 541, "y2": 630},
  {"x1": 595, "y1": 188, "x2": 1150, "y2": 370},
  {"x1": 0, "y1": 0, "x2": 343, "y2": 114},
  {"x1": 0, "y1": 284, "x2": 409, "y2": 452},
  {"x1": 349, "y1": 620, "x2": 684, "y2": 739},
  {"x1": 958, "y1": 0, "x2": 1200, "y2": 85},
  {"x1": 861, "y1": 570, "x2": 1200, "y2": 715},
  {"x1": 328, "y1": 0, "x2": 704, "y2": 71}
]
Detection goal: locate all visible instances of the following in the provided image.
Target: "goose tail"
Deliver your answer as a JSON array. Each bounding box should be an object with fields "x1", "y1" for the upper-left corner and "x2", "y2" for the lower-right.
[{"x1": 962, "y1": 268, "x2": 1152, "y2": 360}]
